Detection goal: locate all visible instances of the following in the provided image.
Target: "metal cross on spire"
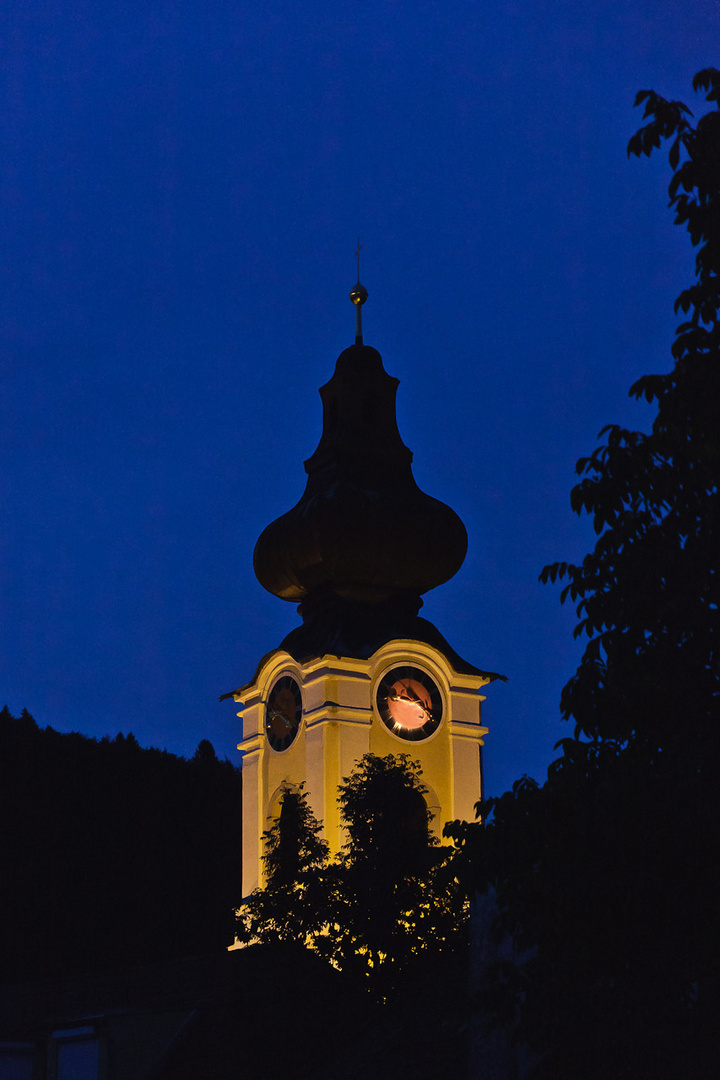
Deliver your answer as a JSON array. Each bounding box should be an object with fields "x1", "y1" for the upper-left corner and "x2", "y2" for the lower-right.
[{"x1": 349, "y1": 238, "x2": 368, "y2": 345}]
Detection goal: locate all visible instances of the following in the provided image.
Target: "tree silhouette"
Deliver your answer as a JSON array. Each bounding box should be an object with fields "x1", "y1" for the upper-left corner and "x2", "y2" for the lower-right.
[
  {"x1": 236, "y1": 754, "x2": 468, "y2": 999},
  {"x1": 321, "y1": 753, "x2": 466, "y2": 995},
  {"x1": 235, "y1": 783, "x2": 330, "y2": 946},
  {"x1": 448, "y1": 70, "x2": 720, "y2": 1079},
  {"x1": 541, "y1": 69, "x2": 720, "y2": 758}
]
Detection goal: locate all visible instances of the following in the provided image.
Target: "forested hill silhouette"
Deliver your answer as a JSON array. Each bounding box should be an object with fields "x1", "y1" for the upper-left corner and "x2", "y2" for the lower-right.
[{"x1": 0, "y1": 706, "x2": 241, "y2": 981}]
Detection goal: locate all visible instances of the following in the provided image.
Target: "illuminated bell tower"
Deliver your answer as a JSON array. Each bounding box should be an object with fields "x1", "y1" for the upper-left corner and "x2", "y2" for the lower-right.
[{"x1": 226, "y1": 279, "x2": 503, "y2": 896}]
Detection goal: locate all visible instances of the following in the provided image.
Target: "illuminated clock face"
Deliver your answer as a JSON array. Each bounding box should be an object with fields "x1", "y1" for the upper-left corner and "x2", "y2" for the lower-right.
[
  {"x1": 265, "y1": 676, "x2": 302, "y2": 752},
  {"x1": 376, "y1": 666, "x2": 443, "y2": 742}
]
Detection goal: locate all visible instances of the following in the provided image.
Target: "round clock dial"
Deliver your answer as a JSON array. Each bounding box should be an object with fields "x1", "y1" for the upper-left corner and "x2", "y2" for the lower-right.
[
  {"x1": 376, "y1": 666, "x2": 443, "y2": 742},
  {"x1": 265, "y1": 676, "x2": 302, "y2": 752}
]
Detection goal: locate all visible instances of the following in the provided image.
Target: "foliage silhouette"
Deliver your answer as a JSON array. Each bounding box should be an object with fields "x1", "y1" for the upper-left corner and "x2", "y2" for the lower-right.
[
  {"x1": 447, "y1": 70, "x2": 720, "y2": 1079},
  {"x1": 539, "y1": 68, "x2": 719, "y2": 755},
  {"x1": 235, "y1": 783, "x2": 330, "y2": 946},
  {"x1": 236, "y1": 753, "x2": 468, "y2": 998},
  {"x1": 321, "y1": 754, "x2": 467, "y2": 995}
]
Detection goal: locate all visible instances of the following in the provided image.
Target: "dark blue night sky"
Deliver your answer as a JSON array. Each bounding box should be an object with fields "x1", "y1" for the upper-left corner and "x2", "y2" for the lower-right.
[{"x1": 1, "y1": 2, "x2": 715, "y2": 796}]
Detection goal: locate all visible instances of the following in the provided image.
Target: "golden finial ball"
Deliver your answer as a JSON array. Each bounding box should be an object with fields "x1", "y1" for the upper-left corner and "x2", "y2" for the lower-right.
[{"x1": 349, "y1": 282, "x2": 368, "y2": 307}]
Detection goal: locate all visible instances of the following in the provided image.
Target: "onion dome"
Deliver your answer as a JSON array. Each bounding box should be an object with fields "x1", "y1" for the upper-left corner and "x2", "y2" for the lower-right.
[{"x1": 253, "y1": 286, "x2": 468, "y2": 610}]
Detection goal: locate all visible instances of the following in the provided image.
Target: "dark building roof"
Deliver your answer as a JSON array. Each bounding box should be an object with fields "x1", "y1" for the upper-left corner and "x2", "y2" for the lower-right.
[{"x1": 221, "y1": 590, "x2": 505, "y2": 700}]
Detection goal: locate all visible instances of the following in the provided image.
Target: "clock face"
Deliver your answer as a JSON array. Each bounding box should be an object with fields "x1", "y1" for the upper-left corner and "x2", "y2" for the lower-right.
[
  {"x1": 265, "y1": 675, "x2": 302, "y2": 752},
  {"x1": 376, "y1": 666, "x2": 443, "y2": 742}
]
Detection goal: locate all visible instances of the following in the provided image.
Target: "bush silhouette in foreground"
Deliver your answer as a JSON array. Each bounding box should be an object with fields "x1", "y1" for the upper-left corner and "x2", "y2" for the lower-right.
[{"x1": 236, "y1": 753, "x2": 468, "y2": 999}]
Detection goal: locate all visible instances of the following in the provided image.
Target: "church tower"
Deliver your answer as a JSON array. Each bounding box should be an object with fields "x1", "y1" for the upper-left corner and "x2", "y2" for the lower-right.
[{"x1": 225, "y1": 280, "x2": 503, "y2": 897}]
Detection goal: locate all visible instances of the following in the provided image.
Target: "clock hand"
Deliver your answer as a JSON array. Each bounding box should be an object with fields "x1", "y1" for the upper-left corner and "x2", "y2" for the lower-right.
[
  {"x1": 388, "y1": 693, "x2": 432, "y2": 721},
  {"x1": 269, "y1": 709, "x2": 294, "y2": 730}
]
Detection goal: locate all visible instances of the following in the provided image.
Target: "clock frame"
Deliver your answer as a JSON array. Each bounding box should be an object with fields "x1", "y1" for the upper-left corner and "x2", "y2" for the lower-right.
[
  {"x1": 376, "y1": 665, "x2": 443, "y2": 742},
  {"x1": 265, "y1": 675, "x2": 302, "y2": 752}
]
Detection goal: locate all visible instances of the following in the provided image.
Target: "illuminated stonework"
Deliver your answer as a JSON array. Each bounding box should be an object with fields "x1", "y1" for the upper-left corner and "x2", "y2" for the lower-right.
[{"x1": 235, "y1": 638, "x2": 490, "y2": 896}]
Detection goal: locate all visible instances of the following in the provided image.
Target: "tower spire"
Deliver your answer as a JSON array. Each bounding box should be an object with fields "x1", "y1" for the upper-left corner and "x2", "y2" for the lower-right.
[
  {"x1": 253, "y1": 300, "x2": 468, "y2": 609},
  {"x1": 349, "y1": 238, "x2": 368, "y2": 345}
]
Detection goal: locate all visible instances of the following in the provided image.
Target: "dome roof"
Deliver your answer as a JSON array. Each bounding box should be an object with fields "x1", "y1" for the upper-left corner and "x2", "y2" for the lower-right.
[{"x1": 253, "y1": 343, "x2": 467, "y2": 606}]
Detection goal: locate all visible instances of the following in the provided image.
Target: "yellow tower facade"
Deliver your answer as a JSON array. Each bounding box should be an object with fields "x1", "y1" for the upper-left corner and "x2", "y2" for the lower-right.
[
  {"x1": 224, "y1": 282, "x2": 503, "y2": 897},
  {"x1": 234, "y1": 639, "x2": 492, "y2": 894}
]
